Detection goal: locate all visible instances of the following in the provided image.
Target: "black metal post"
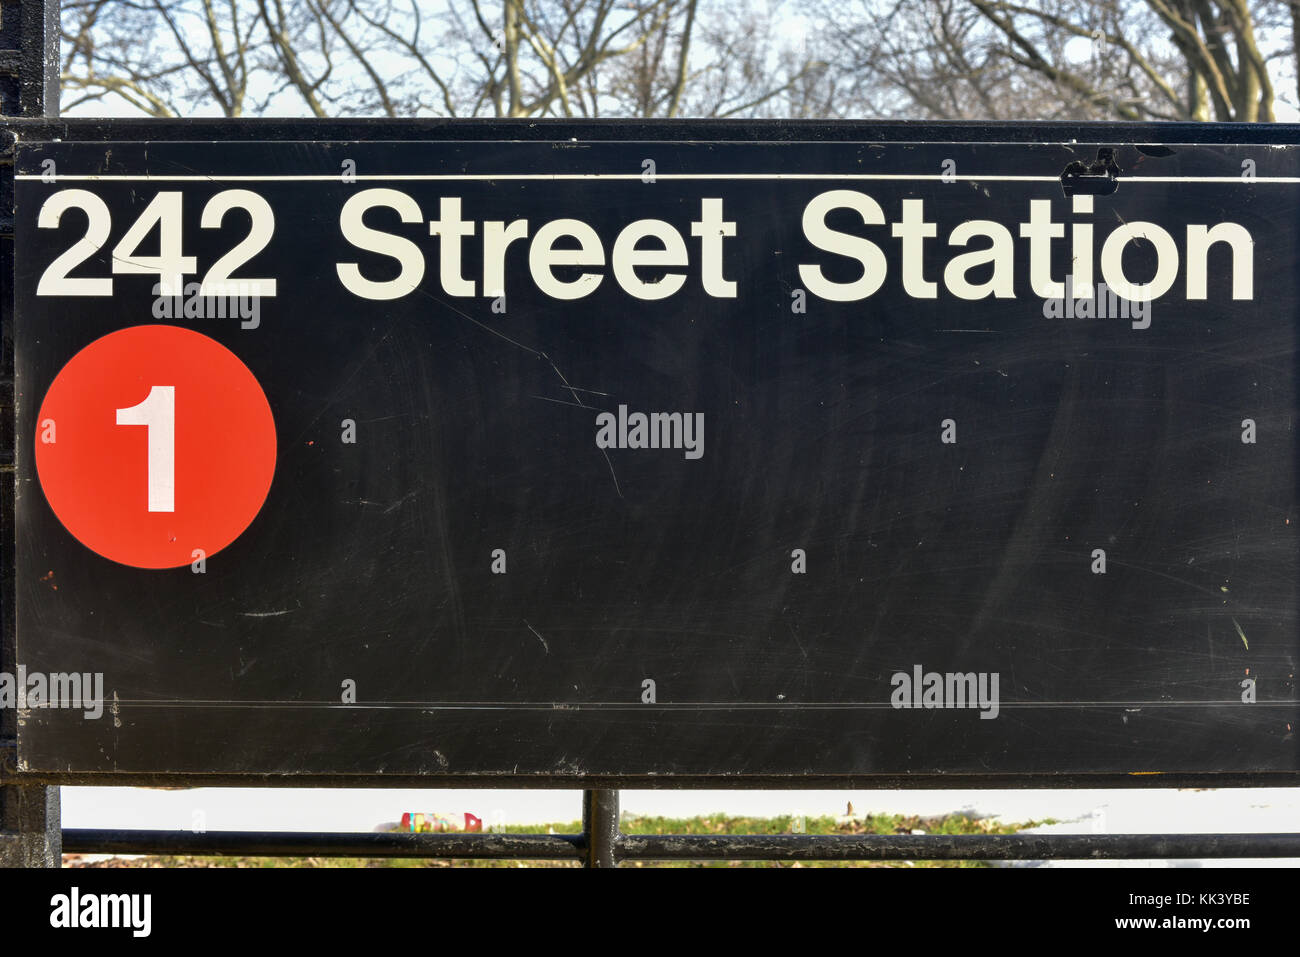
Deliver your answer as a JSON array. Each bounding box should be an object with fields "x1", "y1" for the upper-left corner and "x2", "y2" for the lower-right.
[
  {"x1": 0, "y1": 779, "x2": 59, "y2": 866},
  {"x1": 0, "y1": 0, "x2": 60, "y2": 867},
  {"x1": 582, "y1": 789, "x2": 620, "y2": 868},
  {"x1": 0, "y1": 0, "x2": 59, "y2": 117}
]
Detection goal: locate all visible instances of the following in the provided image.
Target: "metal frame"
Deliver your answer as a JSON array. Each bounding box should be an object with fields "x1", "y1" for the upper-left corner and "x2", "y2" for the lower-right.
[
  {"x1": 0, "y1": 0, "x2": 58, "y2": 118},
  {"x1": 2, "y1": 0, "x2": 1298, "y2": 866},
  {"x1": 58, "y1": 812, "x2": 1300, "y2": 863},
  {"x1": 0, "y1": 0, "x2": 59, "y2": 867}
]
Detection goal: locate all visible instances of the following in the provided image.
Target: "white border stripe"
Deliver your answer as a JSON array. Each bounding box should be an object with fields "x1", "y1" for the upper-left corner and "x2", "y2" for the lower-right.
[
  {"x1": 17, "y1": 172, "x2": 1061, "y2": 182},
  {"x1": 14, "y1": 172, "x2": 1300, "y2": 183}
]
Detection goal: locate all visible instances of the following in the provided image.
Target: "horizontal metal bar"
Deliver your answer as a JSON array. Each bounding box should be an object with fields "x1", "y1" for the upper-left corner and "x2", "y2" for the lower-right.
[
  {"x1": 62, "y1": 828, "x2": 1300, "y2": 861},
  {"x1": 15, "y1": 770, "x2": 1300, "y2": 789},
  {"x1": 619, "y1": 833, "x2": 1300, "y2": 861},
  {"x1": 3, "y1": 118, "x2": 1300, "y2": 147},
  {"x1": 63, "y1": 829, "x2": 584, "y2": 860}
]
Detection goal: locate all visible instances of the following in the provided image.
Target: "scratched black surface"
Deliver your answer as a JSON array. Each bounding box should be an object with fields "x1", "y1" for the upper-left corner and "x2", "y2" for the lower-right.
[{"x1": 11, "y1": 136, "x2": 1300, "y2": 776}]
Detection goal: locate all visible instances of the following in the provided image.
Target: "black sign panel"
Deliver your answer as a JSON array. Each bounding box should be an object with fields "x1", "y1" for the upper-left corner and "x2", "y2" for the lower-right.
[{"x1": 10, "y1": 129, "x2": 1299, "y2": 780}]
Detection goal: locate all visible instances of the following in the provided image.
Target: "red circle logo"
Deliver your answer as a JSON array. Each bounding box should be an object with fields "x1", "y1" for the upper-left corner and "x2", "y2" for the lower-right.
[{"x1": 34, "y1": 325, "x2": 277, "y2": 569}]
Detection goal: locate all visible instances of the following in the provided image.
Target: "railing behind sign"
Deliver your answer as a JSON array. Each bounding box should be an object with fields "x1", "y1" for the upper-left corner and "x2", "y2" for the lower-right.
[{"x1": 1, "y1": 0, "x2": 1297, "y2": 871}]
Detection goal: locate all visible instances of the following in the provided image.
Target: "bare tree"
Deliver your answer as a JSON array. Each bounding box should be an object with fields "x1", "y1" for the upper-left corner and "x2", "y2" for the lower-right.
[
  {"x1": 597, "y1": 0, "x2": 828, "y2": 117},
  {"x1": 60, "y1": 0, "x2": 1300, "y2": 121},
  {"x1": 61, "y1": 0, "x2": 834, "y2": 119},
  {"x1": 824, "y1": 0, "x2": 1282, "y2": 122},
  {"x1": 973, "y1": 0, "x2": 1275, "y2": 120},
  {"x1": 63, "y1": 0, "x2": 263, "y2": 116}
]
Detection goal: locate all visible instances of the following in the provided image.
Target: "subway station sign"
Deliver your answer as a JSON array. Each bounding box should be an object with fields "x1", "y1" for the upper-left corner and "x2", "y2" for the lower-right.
[{"x1": 9, "y1": 128, "x2": 1298, "y2": 779}]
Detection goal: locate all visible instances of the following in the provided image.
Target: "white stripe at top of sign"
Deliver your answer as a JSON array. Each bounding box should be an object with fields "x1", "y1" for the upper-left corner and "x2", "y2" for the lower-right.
[{"x1": 12, "y1": 172, "x2": 1300, "y2": 183}]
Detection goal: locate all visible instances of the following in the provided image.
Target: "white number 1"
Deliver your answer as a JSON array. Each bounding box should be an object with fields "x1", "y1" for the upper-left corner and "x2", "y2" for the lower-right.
[{"x1": 116, "y1": 385, "x2": 175, "y2": 512}]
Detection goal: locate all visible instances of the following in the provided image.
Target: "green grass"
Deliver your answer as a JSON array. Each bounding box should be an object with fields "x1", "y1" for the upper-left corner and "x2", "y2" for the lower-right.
[{"x1": 64, "y1": 812, "x2": 1051, "y2": 868}]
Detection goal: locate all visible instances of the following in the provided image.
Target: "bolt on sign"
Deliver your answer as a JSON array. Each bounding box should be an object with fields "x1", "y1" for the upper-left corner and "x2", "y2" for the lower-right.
[{"x1": 7, "y1": 124, "x2": 1298, "y2": 781}]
